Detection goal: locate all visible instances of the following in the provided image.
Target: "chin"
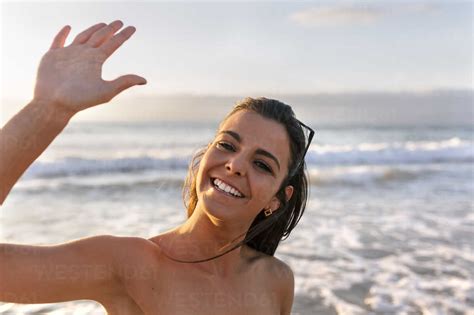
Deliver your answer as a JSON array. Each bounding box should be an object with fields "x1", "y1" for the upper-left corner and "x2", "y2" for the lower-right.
[
  {"x1": 200, "y1": 193, "x2": 228, "y2": 216},
  {"x1": 198, "y1": 194, "x2": 242, "y2": 226}
]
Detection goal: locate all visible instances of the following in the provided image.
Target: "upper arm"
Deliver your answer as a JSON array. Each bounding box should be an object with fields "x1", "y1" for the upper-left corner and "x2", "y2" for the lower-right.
[{"x1": 0, "y1": 235, "x2": 126, "y2": 304}]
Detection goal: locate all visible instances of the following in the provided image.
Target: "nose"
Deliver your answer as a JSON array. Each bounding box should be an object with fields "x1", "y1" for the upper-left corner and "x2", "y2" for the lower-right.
[{"x1": 225, "y1": 155, "x2": 247, "y2": 176}]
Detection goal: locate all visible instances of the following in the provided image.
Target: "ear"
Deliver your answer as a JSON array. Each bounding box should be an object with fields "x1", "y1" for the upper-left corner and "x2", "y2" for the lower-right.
[
  {"x1": 285, "y1": 185, "x2": 294, "y2": 202},
  {"x1": 265, "y1": 185, "x2": 294, "y2": 212}
]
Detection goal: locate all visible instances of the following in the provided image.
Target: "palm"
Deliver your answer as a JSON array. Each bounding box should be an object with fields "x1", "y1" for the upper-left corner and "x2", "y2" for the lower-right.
[{"x1": 34, "y1": 21, "x2": 146, "y2": 113}]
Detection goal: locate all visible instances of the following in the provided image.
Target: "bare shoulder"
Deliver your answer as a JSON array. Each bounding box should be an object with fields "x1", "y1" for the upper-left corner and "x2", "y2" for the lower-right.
[
  {"x1": 88, "y1": 234, "x2": 159, "y2": 257},
  {"x1": 268, "y1": 256, "x2": 295, "y2": 315},
  {"x1": 264, "y1": 255, "x2": 294, "y2": 287},
  {"x1": 258, "y1": 254, "x2": 295, "y2": 315},
  {"x1": 242, "y1": 246, "x2": 294, "y2": 290},
  {"x1": 85, "y1": 235, "x2": 162, "y2": 283},
  {"x1": 242, "y1": 246, "x2": 293, "y2": 277},
  {"x1": 104, "y1": 235, "x2": 162, "y2": 266},
  {"x1": 111, "y1": 235, "x2": 160, "y2": 251},
  {"x1": 74, "y1": 235, "x2": 162, "y2": 280}
]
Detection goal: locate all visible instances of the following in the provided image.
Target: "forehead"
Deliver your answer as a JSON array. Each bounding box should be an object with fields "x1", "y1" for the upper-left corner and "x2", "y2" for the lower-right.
[{"x1": 219, "y1": 110, "x2": 291, "y2": 169}]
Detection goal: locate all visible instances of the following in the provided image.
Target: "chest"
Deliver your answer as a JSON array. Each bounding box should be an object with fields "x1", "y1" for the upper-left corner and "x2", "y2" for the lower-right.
[{"x1": 115, "y1": 264, "x2": 280, "y2": 315}]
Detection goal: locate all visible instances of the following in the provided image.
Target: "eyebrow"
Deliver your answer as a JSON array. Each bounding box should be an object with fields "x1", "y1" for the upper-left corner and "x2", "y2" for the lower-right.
[{"x1": 219, "y1": 130, "x2": 281, "y2": 171}]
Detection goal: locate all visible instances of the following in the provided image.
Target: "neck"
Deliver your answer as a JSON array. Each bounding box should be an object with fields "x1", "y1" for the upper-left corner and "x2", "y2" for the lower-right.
[{"x1": 160, "y1": 204, "x2": 252, "y2": 277}]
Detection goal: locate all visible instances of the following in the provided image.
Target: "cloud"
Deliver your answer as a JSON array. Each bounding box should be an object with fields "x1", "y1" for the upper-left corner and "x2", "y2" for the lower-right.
[
  {"x1": 289, "y1": 3, "x2": 438, "y2": 28},
  {"x1": 289, "y1": 6, "x2": 382, "y2": 27}
]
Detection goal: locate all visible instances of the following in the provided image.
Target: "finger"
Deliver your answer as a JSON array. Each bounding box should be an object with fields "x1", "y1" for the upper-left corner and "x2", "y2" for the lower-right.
[
  {"x1": 70, "y1": 23, "x2": 107, "y2": 46},
  {"x1": 106, "y1": 74, "x2": 147, "y2": 99},
  {"x1": 87, "y1": 20, "x2": 123, "y2": 48},
  {"x1": 50, "y1": 25, "x2": 71, "y2": 50},
  {"x1": 100, "y1": 26, "x2": 136, "y2": 58}
]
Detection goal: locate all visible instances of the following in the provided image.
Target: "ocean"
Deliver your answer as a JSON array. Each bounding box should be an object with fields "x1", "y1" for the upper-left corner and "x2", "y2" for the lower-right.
[{"x1": 0, "y1": 117, "x2": 473, "y2": 314}]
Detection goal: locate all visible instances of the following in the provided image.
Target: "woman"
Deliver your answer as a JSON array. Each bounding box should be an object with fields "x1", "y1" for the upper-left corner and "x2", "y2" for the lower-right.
[{"x1": 0, "y1": 21, "x2": 312, "y2": 315}]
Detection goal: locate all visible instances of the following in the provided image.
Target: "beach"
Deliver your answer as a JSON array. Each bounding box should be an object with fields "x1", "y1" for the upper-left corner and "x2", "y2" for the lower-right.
[
  {"x1": 0, "y1": 117, "x2": 473, "y2": 314},
  {"x1": 1, "y1": 0, "x2": 472, "y2": 312}
]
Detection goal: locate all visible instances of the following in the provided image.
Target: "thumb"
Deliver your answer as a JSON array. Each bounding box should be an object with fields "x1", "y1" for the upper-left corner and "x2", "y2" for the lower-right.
[{"x1": 108, "y1": 74, "x2": 147, "y2": 96}]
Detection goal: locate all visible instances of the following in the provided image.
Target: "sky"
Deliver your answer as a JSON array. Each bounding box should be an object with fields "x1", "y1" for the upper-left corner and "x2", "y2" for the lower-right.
[{"x1": 0, "y1": 0, "x2": 472, "y2": 123}]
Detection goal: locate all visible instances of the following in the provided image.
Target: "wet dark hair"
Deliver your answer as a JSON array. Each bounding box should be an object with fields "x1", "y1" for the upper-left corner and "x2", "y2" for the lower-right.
[{"x1": 176, "y1": 97, "x2": 309, "y2": 262}]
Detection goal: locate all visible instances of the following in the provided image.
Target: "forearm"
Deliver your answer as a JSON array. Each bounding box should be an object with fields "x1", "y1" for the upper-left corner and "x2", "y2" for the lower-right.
[{"x1": 0, "y1": 100, "x2": 75, "y2": 204}]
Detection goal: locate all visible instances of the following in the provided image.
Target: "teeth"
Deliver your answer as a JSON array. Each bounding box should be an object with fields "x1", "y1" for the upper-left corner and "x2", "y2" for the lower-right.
[{"x1": 213, "y1": 178, "x2": 243, "y2": 197}]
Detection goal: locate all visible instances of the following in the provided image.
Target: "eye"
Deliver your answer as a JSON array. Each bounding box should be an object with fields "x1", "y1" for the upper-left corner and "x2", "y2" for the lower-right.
[
  {"x1": 254, "y1": 160, "x2": 273, "y2": 174},
  {"x1": 216, "y1": 141, "x2": 235, "y2": 152}
]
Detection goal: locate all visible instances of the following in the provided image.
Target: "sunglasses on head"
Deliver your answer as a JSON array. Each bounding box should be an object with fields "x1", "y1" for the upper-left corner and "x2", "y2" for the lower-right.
[{"x1": 288, "y1": 119, "x2": 315, "y2": 178}]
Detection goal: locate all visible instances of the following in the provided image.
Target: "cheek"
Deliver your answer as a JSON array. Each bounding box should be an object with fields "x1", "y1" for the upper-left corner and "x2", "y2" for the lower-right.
[
  {"x1": 249, "y1": 175, "x2": 278, "y2": 205},
  {"x1": 195, "y1": 164, "x2": 209, "y2": 195},
  {"x1": 195, "y1": 150, "x2": 218, "y2": 193}
]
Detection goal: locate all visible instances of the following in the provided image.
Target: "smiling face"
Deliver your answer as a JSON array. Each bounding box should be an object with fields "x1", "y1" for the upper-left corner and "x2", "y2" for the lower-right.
[{"x1": 195, "y1": 110, "x2": 293, "y2": 228}]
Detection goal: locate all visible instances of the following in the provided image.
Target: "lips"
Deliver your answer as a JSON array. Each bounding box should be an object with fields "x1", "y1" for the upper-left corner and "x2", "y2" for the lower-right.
[{"x1": 210, "y1": 177, "x2": 245, "y2": 198}]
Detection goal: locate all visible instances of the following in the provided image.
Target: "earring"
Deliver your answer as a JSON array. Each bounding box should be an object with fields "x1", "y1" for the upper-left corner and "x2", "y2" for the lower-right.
[{"x1": 264, "y1": 207, "x2": 273, "y2": 217}]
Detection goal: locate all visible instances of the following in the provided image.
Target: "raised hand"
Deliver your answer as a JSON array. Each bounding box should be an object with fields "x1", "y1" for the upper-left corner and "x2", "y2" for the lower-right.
[
  {"x1": 0, "y1": 21, "x2": 147, "y2": 205},
  {"x1": 34, "y1": 20, "x2": 146, "y2": 114}
]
